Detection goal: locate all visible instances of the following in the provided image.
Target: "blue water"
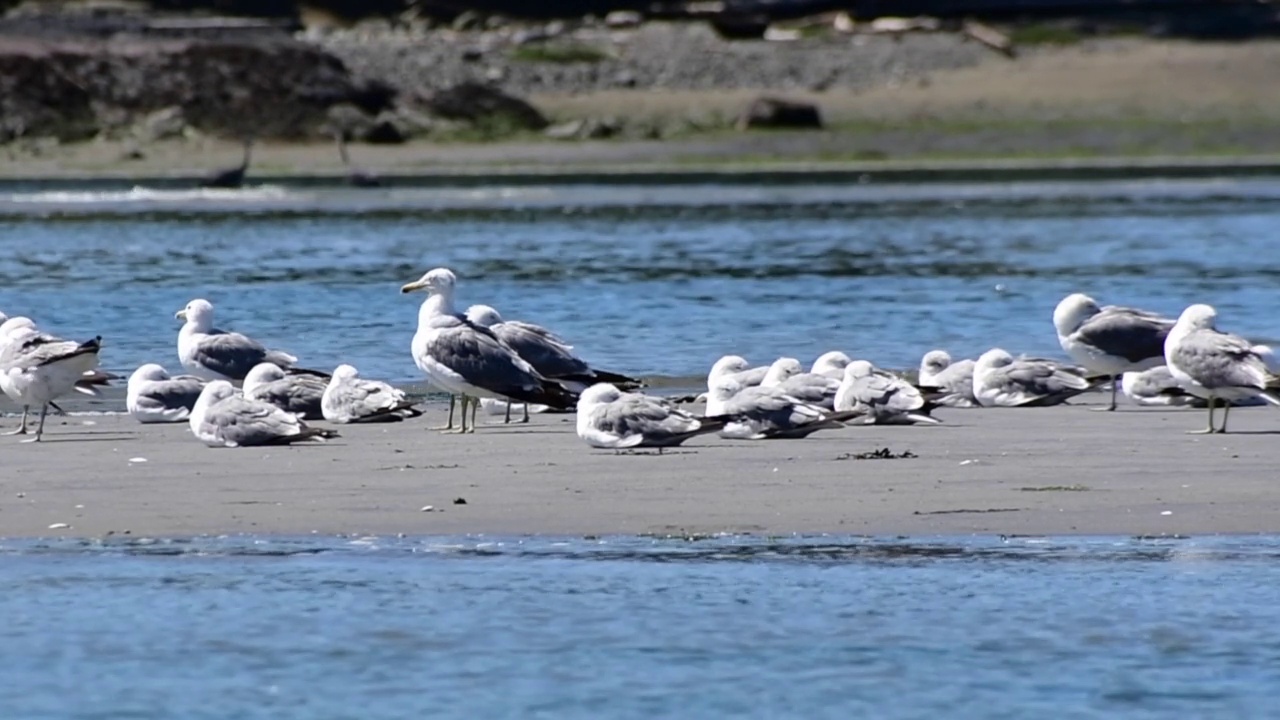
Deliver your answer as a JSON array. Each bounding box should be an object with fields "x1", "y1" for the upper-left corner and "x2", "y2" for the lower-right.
[
  {"x1": 1, "y1": 178, "x2": 1279, "y2": 385},
  {"x1": 2, "y1": 534, "x2": 1280, "y2": 718}
]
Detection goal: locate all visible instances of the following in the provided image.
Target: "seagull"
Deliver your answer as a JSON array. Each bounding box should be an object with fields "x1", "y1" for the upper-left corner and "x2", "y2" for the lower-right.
[
  {"x1": 835, "y1": 360, "x2": 940, "y2": 425},
  {"x1": 917, "y1": 350, "x2": 978, "y2": 408},
  {"x1": 243, "y1": 362, "x2": 327, "y2": 420},
  {"x1": 1, "y1": 317, "x2": 114, "y2": 430},
  {"x1": 466, "y1": 303, "x2": 642, "y2": 423},
  {"x1": 1053, "y1": 293, "x2": 1175, "y2": 411},
  {"x1": 200, "y1": 137, "x2": 253, "y2": 189},
  {"x1": 176, "y1": 299, "x2": 299, "y2": 381},
  {"x1": 126, "y1": 364, "x2": 208, "y2": 423},
  {"x1": 576, "y1": 383, "x2": 730, "y2": 452},
  {"x1": 190, "y1": 380, "x2": 338, "y2": 448},
  {"x1": 760, "y1": 357, "x2": 839, "y2": 410},
  {"x1": 707, "y1": 378, "x2": 858, "y2": 439},
  {"x1": 973, "y1": 348, "x2": 1096, "y2": 408},
  {"x1": 0, "y1": 318, "x2": 104, "y2": 442},
  {"x1": 401, "y1": 268, "x2": 577, "y2": 433},
  {"x1": 810, "y1": 351, "x2": 853, "y2": 380},
  {"x1": 321, "y1": 364, "x2": 421, "y2": 424},
  {"x1": 1164, "y1": 304, "x2": 1280, "y2": 433}
]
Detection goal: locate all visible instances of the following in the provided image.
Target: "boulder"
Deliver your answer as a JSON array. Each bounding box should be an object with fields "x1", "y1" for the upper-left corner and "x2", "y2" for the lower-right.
[
  {"x1": 737, "y1": 97, "x2": 823, "y2": 131},
  {"x1": 423, "y1": 82, "x2": 548, "y2": 130}
]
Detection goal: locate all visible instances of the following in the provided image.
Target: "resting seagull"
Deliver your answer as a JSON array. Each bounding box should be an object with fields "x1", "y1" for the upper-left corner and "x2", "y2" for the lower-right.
[
  {"x1": 576, "y1": 383, "x2": 730, "y2": 452},
  {"x1": 401, "y1": 268, "x2": 576, "y2": 433},
  {"x1": 810, "y1": 351, "x2": 853, "y2": 380},
  {"x1": 176, "y1": 299, "x2": 299, "y2": 381},
  {"x1": 0, "y1": 319, "x2": 104, "y2": 442},
  {"x1": 918, "y1": 350, "x2": 978, "y2": 408},
  {"x1": 973, "y1": 348, "x2": 1095, "y2": 408},
  {"x1": 835, "y1": 361, "x2": 939, "y2": 425},
  {"x1": 127, "y1": 364, "x2": 207, "y2": 423},
  {"x1": 244, "y1": 362, "x2": 327, "y2": 420},
  {"x1": 1164, "y1": 304, "x2": 1280, "y2": 434},
  {"x1": 190, "y1": 381, "x2": 337, "y2": 448},
  {"x1": 707, "y1": 378, "x2": 858, "y2": 439},
  {"x1": 761, "y1": 357, "x2": 839, "y2": 410},
  {"x1": 322, "y1": 364, "x2": 421, "y2": 424},
  {"x1": 466, "y1": 304, "x2": 642, "y2": 423},
  {"x1": 1053, "y1": 293, "x2": 1175, "y2": 411}
]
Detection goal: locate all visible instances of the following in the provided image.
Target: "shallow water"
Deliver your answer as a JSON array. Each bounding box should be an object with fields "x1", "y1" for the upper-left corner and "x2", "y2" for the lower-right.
[
  {"x1": 2, "y1": 177, "x2": 1279, "y2": 384},
  {"x1": 2, "y1": 534, "x2": 1279, "y2": 719}
]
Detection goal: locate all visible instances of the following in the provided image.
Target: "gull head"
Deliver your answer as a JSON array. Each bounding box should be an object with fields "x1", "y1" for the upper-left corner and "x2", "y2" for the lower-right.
[
  {"x1": 1175, "y1": 303, "x2": 1217, "y2": 331},
  {"x1": 465, "y1": 304, "x2": 503, "y2": 328},
  {"x1": 843, "y1": 360, "x2": 875, "y2": 381},
  {"x1": 921, "y1": 350, "x2": 952, "y2": 374},
  {"x1": 129, "y1": 363, "x2": 170, "y2": 387},
  {"x1": 1053, "y1": 293, "x2": 1102, "y2": 336},
  {"x1": 401, "y1": 267, "x2": 457, "y2": 296},
  {"x1": 578, "y1": 382, "x2": 623, "y2": 411},
  {"x1": 0, "y1": 316, "x2": 37, "y2": 341},
  {"x1": 976, "y1": 348, "x2": 1015, "y2": 371},
  {"x1": 332, "y1": 364, "x2": 360, "y2": 381},
  {"x1": 811, "y1": 351, "x2": 852, "y2": 376},
  {"x1": 708, "y1": 355, "x2": 750, "y2": 381},
  {"x1": 176, "y1": 299, "x2": 214, "y2": 328},
  {"x1": 195, "y1": 379, "x2": 238, "y2": 409},
  {"x1": 244, "y1": 362, "x2": 287, "y2": 391},
  {"x1": 763, "y1": 357, "x2": 803, "y2": 386},
  {"x1": 710, "y1": 377, "x2": 744, "y2": 402}
]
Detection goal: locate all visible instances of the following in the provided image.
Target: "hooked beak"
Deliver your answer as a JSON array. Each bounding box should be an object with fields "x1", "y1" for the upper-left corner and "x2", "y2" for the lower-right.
[
  {"x1": 400, "y1": 279, "x2": 429, "y2": 294},
  {"x1": 175, "y1": 309, "x2": 188, "y2": 321}
]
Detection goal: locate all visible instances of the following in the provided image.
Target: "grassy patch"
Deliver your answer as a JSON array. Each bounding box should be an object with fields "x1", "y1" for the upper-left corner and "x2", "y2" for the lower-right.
[
  {"x1": 1009, "y1": 24, "x2": 1084, "y2": 46},
  {"x1": 1019, "y1": 484, "x2": 1091, "y2": 492},
  {"x1": 511, "y1": 43, "x2": 610, "y2": 64}
]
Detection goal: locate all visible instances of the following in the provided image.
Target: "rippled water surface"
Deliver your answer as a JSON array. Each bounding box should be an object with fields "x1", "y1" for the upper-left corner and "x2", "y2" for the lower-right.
[
  {"x1": 2, "y1": 178, "x2": 1279, "y2": 384},
  {"x1": 3, "y1": 534, "x2": 1280, "y2": 719}
]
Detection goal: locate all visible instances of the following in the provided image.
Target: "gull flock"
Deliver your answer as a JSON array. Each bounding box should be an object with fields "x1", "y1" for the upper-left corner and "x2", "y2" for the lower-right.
[{"x1": 1, "y1": 272, "x2": 1278, "y2": 447}]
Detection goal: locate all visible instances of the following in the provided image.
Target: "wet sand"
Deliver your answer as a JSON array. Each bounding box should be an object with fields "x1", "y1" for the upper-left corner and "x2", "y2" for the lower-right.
[{"x1": 2, "y1": 397, "x2": 1278, "y2": 538}]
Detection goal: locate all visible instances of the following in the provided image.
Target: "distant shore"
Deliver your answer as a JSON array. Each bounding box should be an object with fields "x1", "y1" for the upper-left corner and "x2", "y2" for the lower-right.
[{"x1": 4, "y1": 398, "x2": 1279, "y2": 539}]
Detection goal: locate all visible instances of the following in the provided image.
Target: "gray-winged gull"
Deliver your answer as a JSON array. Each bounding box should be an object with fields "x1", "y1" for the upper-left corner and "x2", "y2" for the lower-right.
[
  {"x1": 761, "y1": 357, "x2": 839, "y2": 410},
  {"x1": 321, "y1": 364, "x2": 421, "y2": 423},
  {"x1": 1053, "y1": 293, "x2": 1175, "y2": 411},
  {"x1": 244, "y1": 362, "x2": 327, "y2": 420},
  {"x1": 706, "y1": 378, "x2": 857, "y2": 439},
  {"x1": 0, "y1": 317, "x2": 104, "y2": 441},
  {"x1": 466, "y1": 303, "x2": 642, "y2": 423},
  {"x1": 918, "y1": 350, "x2": 978, "y2": 408},
  {"x1": 835, "y1": 360, "x2": 939, "y2": 425},
  {"x1": 127, "y1": 363, "x2": 207, "y2": 423},
  {"x1": 973, "y1": 348, "x2": 1095, "y2": 408},
  {"x1": 176, "y1": 299, "x2": 299, "y2": 381},
  {"x1": 810, "y1": 351, "x2": 853, "y2": 380},
  {"x1": 190, "y1": 380, "x2": 338, "y2": 448},
  {"x1": 401, "y1": 267, "x2": 576, "y2": 434},
  {"x1": 1164, "y1": 303, "x2": 1280, "y2": 433},
  {"x1": 576, "y1": 383, "x2": 729, "y2": 451}
]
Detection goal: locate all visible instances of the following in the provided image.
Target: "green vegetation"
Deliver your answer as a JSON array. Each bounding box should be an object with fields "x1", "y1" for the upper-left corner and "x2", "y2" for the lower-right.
[
  {"x1": 1009, "y1": 24, "x2": 1084, "y2": 46},
  {"x1": 511, "y1": 43, "x2": 611, "y2": 64}
]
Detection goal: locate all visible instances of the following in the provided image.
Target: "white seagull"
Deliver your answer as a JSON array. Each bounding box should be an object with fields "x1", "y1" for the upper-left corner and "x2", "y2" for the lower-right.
[
  {"x1": 1053, "y1": 293, "x2": 1175, "y2": 411},
  {"x1": 917, "y1": 350, "x2": 978, "y2": 408},
  {"x1": 0, "y1": 318, "x2": 104, "y2": 441},
  {"x1": 190, "y1": 380, "x2": 338, "y2": 448},
  {"x1": 576, "y1": 383, "x2": 729, "y2": 452},
  {"x1": 176, "y1": 298, "x2": 299, "y2": 381},
  {"x1": 973, "y1": 348, "x2": 1095, "y2": 408},
  {"x1": 835, "y1": 360, "x2": 939, "y2": 425},
  {"x1": 126, "y1": 364, "x2": 208, "y2": 424},
  {"x1": 321, "y1": 364, "x2": 421, "y2": 424},
  {"x1": 1164, "y1": 304, "x2": 1280, "y2": 434}
]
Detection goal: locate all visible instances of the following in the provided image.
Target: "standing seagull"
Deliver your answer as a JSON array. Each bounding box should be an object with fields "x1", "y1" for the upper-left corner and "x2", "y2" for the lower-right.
[
  {"x1": 176, "y1": 299, "x2": 299, "y2": 381},
  {"x1": 1164, "y1": 304, "x2": 1280, "y2": 434},
  {"x1": 401, "y1": 268, "x2": 577, "y2": 433},
  {"x1": 1053, "y1": 293, "x2": 1175, "y2": 411},
  {"x1": 576, "y1": 383, "x2": 730, "y2": 452},
  {"x1": 973, "y1": 348, "x2": 1096, "y2": 408},
  {"x1": 0, "y1": 320, "x2": 103, "y2": 442},
  {"x1": 126, "y1": 364, "x2": 207, "y2": 424},
  {"x1": 200, "y1": 138, "x2": 253, "y2": 189},
  {"x1": 466, "y1": 303, "x2": 642, "y2": 423}
]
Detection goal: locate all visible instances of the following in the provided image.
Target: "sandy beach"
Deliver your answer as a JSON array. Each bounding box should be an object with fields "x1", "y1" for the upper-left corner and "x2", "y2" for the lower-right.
[{"x1": 3, "y1": 396, "x2": 1277, "y2": 538}]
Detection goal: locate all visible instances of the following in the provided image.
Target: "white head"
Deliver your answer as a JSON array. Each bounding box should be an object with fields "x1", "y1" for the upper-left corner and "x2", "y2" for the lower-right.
[
  {"x1": 578, "y1": 382, "x2": 623, "y2": 412},
  {"x1": 400, "y1": 267, "x2": 458, "y2": 296},
  {"x1": 244, "y1": 362, "x2": 286, "y2": 391},
  {"x1": 763, "y1": 357, "x2": 803, "y2": 386},
  {"x1": 176, "y1": 299, "x2": 215, "y2": 330},
  {"x1": 710, "y1": 377, "x2": 744, "y2": 402},
  {"x1": 843, "y1": 360, "x2": 874, "y2": 381},
  {"x1": 332, "y1": 364, "x2": 359, "y2": 381},
  {"x1": 195, "y1": 379, "x2": 237, "y2": 409},
  {"x1": 0, "y1": 316, "x2": 37, "y2": 340},
  {"x1": 708, "y1": 355, "x2": 750, "y2": 382},
  {"x1": 128, "y1": 363, "x2": 170, "y2": 388},
  {"x1": 1053, "y1": 293, "x2": 1102, "y2": 336},
  {"x1": 976, "y1": 348, "x2": 1015, "y2": 371},
  {"x1": 465, "y1": 304, "x2": 503, "y2": 328},
  {"x1": 920, "y1": 350, "x2": 952, "y2": 375},
  {"x1": 1175, "y1": 304, "x2": 1217, "y2": 331},
  {"x1": 811, "y1": 351, "x2": 852, "y2": 376}
]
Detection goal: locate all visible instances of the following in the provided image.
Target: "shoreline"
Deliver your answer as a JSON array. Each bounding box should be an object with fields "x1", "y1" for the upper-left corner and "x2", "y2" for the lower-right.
[{"x1": 4, "y1": 397, "x2": 1279, "y2": 539}]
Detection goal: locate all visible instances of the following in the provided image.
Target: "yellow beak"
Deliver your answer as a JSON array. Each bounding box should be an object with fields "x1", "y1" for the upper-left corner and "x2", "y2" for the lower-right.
[
  {"x1": 400, "y1": 280, "x2": 428, "y2": 294},
  {"x1": 175, "y1": 309, "x2": 188, "y2": 321}
]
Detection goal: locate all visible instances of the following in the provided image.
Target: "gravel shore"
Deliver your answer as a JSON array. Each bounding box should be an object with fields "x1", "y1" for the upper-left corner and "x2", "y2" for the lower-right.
[{"x1": 4, "y1": 397, "x2": 1278, "y2": 538}]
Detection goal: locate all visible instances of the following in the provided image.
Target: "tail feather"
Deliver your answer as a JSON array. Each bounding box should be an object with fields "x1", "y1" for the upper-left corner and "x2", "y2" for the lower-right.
[
  {"x1": 285, "y1": 366, "x2": 332, "y2": 379},
  {"x1": 501, "y1": 381, "x2": 578, "y2": 411},
  {"x1": 350, "y1": 402, "x2": 423, "y2": 423},
  {"x1": 1259, "y1": 390, "x2": 1280, "y2": 407},
  {"x1": 588, "y1": 369, "x2": 645, "y2": 388},
  {"x1": 271, "y1": 426, "x2": 339, "y2": 445}
]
